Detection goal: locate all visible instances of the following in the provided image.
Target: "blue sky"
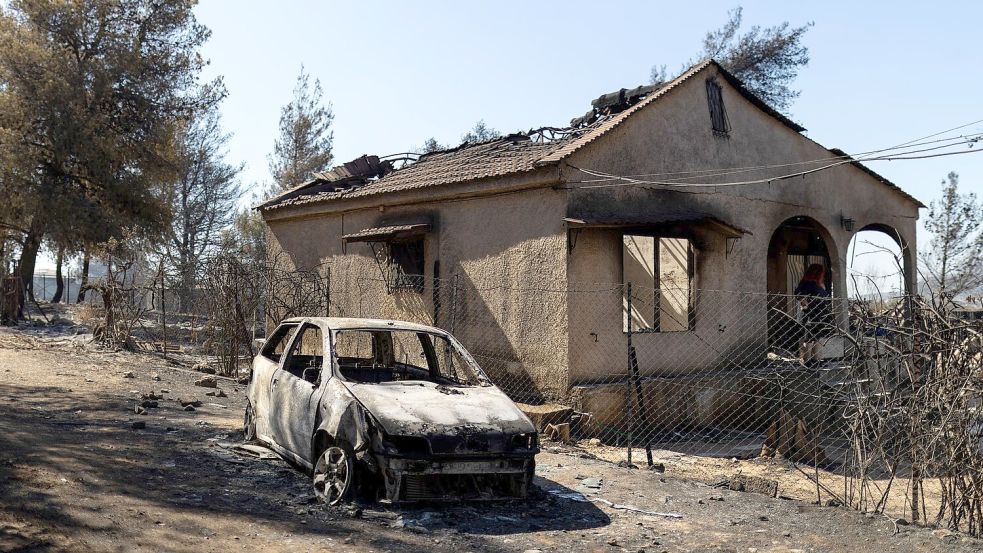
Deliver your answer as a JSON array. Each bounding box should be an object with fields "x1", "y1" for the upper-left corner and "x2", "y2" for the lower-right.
[
  {"x1": 194, "y1": 0, "x2": 982, "y2": 207},
  {"x1": 38, "y1": 2, "x2": 983, "y2": 286}
]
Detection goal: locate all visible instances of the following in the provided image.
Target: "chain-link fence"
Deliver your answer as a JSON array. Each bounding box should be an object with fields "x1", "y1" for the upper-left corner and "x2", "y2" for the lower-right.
[{"x1": 187, "y1": 257, "x2": 983, "y2": 533}]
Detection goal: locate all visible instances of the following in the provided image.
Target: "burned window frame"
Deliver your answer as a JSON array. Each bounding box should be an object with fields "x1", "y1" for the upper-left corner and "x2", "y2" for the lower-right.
[
  {"x1": 705, "y1": 77, "x2": 730, "y2": 136},
  {"x1": 622, "y1": 233, "x2": 696, "y2": 333},
  {"x1": 281, "y1": 322, "x2": 325, "y2": 383},
  {"x1": 387, "y1": 237, "x2": 425, "y2": 293},
  {"x1": 261, "y1": 323, "x2": 300, "y2": 362},
  {"x1": 330, "y1": 328, "x2": 488, "y2": 386},
  {"x1": 366, "y1": 236, "x2": 426, "y2": 294}
]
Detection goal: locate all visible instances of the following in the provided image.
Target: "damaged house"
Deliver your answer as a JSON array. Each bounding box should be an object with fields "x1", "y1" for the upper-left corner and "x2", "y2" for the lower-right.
[{"x1": 258, "y1": 60, "x2": 921, "y2": 435}]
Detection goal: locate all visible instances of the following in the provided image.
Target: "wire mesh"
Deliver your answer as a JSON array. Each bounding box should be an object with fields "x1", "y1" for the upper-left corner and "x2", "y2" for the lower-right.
[{"x1": 193, "y1": 257, "x2": 983, "y2": 533}]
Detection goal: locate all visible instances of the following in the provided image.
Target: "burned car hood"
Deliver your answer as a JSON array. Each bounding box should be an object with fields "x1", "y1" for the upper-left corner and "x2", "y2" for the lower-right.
[{"x1": 342, "y1": 381, "x2": 535, "y2": 438}]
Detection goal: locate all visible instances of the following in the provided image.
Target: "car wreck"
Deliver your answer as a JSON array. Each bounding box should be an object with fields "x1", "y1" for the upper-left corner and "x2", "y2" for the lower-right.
[{"x1": 244, "y1": 317, "x2": 539, "y2": 504}]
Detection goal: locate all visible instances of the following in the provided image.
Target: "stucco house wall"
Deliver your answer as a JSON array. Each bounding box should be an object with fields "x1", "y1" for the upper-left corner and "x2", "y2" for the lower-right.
[
  {"x1": 264, "y1": 181, "x2": 573, "y2": 399},
  {"x1": 560, "y1": 64, "x2": 919, "y2": 383}
]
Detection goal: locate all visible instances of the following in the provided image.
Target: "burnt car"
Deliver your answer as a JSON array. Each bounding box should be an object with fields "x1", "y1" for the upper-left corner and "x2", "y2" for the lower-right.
[{"x1": 244, "y1": 317, "x2": 539, "y2": 505}]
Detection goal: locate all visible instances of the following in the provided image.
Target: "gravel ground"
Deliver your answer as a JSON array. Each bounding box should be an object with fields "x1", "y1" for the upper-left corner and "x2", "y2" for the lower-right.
[{"x1": 0, "y1": 327, "x2": 980, "y2": 553}]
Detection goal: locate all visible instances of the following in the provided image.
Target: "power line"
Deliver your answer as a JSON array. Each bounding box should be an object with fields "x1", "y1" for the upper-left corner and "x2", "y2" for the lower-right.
[
  {"x1": 564, "y1": 141, "x2": 983, "y2": 190},
  {"x1": 571, "y1": 132, "x2": 982, "y2": 184},
  {"x1": 883, "y1": 118, "x2": 983, "y2": 150}
]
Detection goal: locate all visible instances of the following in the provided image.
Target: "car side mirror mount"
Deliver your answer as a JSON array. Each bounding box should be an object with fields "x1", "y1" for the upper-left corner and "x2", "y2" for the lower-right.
[
  {"x1": 253, "y1": 338, "x2": 266, "y2": 352},
  {"x1": 302, "y1": 367, "x2": 320, "y2": 386}
]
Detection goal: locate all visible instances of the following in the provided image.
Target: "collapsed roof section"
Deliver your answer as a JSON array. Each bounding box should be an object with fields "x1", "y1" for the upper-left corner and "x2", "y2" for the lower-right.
[
  {"x1": 569, "y1": 83, "x2": 663, "y2": 128},
  {"x1": 260, "y1": 155, "x2": 395, "y2": 210},
  {"x1": 258, "y1": 135, "x2": 576, "y2": 211}
]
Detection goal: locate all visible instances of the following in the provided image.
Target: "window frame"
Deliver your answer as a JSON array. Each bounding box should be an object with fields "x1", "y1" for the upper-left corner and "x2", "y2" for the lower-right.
[
  {"x1": 261, "y1": 323, "x2": 300, "y2": 362},
  {"x1": 622, "y1": 233, "x2": 696, "y2": 334},
  {"x1": 387, "y1": 237, "x2": 425, "y2": 293},
  {"x1": 329, "y1": 327, "x2": 488, "y2": 386},
  {"x1": 705, "y1": 77, "x2": 730, "y2": 136},
  {"x1": 280, "y1": 322, "x2": 325, "y2": 382}
]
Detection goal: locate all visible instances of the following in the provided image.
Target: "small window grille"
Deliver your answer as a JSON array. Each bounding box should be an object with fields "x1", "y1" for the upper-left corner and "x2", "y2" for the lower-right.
[
  {"x1": 388, "y1": 238, "x2": 425, "y2": 293},
  {"x1": 705, "y1": 78, "x2": 730, "y2": 136}
]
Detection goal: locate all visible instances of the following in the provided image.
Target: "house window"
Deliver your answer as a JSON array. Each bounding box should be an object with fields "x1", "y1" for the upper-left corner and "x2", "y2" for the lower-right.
[
  {"x1": 622, "y1": 235, "x2": 694, "y2": 332},
  {"x1": 705, "y1": 78, "x2": 730, "y2": 135},
  {"x1": 389, "y1": 238, "x2": 425, "y2": 293}
]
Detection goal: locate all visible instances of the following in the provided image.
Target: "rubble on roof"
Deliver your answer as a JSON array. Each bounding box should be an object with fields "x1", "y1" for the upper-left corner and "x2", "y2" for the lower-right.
[
  {"x1": 314, "y1": 155, "x2": 394, "y2": 186},
  {"x1": 260, "y1": 136, "x2": 573, "y2": 212},
  {"x1": 570, "y1": 83, "x2": 663, "y2": 128}
]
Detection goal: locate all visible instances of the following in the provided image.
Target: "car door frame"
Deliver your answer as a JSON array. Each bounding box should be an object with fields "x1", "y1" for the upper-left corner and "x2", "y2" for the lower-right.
[
  {"x1": 266, "y1": 319, "x2": 330, "y2": 469},
  {"x1": 251, "y1": 321, "x2": 301, "y2": 445}
]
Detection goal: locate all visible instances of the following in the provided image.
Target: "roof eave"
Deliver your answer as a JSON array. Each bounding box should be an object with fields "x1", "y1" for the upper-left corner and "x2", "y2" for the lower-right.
[
  {"x1": 828, "y1": 148, "x2": 925, "y2": 208},
  {"x1": 260, "y1": 165, "x2": 562, "y2": 220}
]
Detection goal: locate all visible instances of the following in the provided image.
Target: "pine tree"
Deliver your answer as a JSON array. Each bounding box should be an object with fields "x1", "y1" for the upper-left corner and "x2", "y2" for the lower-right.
[
  {"x1": 651, "y1": 7, "x2": 812, "y2": 113},
  {"x1": 0, "y1": 0, "x2": 222, "y2": 311},
  {"x1": 269, "y1": 67, "x2": 334, "y2": 190}
]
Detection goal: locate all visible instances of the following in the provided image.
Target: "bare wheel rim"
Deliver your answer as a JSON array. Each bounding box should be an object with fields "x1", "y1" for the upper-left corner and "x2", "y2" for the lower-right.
[{"x1": 313, "y1": 446, "x2": 351, "y2": 505}]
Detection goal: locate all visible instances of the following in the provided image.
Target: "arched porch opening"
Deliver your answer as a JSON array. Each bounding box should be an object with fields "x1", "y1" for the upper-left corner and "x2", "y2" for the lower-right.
[
  {"x1": 766, "y1": 216, "x2": 838, "y2": 351},
  {"x1": 846, "y1": 223, "x2": 914, "y2": 301}
]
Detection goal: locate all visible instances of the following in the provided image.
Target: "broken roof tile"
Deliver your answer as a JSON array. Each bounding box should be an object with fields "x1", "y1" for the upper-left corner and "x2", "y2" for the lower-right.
[{"x1": 261, "y1": 136, "x2": 572, "y2": 211}]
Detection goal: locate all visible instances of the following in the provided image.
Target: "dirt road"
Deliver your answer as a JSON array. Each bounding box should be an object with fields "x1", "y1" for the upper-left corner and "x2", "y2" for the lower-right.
[{"x1": 0, "y1": 333, "x2": 978, "y2": 552}]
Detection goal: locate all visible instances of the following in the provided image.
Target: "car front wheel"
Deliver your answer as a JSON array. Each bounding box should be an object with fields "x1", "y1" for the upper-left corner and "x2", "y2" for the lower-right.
[{"x1": 313, "y1": 444, "x2": 355, "y2": 506}]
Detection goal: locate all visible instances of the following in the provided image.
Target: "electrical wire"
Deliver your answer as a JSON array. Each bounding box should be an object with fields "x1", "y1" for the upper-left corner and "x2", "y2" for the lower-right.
[
  {"x1": 571, "y1": 132, "x2": 982, "y2": 184},
  {"x1": 568, "y1": 118, "x2": 983, "y2": 182},
  {"x1": 564, "y1": 141, "x2": 983, "y2": 190}
]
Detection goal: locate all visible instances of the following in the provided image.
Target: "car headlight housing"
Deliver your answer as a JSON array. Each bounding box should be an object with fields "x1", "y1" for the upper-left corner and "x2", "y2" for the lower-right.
[
  {"x1": 511, "y1": 432, "x2": 539, "y2": 451},
  {"x1": 383, "y1": 435, "x2": 430, "y2": 456}
]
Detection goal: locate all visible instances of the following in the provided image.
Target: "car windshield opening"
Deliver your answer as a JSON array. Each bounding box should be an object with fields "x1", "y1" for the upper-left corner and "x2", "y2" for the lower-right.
[{"x1": 334, "y1": 329, "x2": 483, "y2": 386}]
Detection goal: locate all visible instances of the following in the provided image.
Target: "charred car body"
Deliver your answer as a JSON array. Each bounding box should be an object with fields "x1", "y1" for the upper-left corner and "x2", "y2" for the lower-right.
[{"x1": 244, "y1": 317, "x2": 539, "y2": 504}]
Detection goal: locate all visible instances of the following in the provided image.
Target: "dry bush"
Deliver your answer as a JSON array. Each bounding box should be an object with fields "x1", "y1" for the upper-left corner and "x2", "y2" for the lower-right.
[
  {"x1": 839, "y1": 293, "x2": 983, "y2": 534},
  {"x1": 200, "y1": 251, "x2": 329, "y2": 377},
  {"x1": 75, "y1": 303, "x2": 104, "y2": 329},
  {"x1": 82, "y1": 233, "x2": 158, "y2": 350}
]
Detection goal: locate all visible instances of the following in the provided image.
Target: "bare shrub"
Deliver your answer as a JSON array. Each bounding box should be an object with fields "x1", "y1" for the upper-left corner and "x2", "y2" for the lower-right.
[
  {"x1": 840, "y1": 292, "x2": 983, "y2": 534},
  {"x1": 81, "y1": 233, "x2": 158, "y2": 350},
  {"x1": 200, "y1": 251, "x2": 329, "y2": 377}
]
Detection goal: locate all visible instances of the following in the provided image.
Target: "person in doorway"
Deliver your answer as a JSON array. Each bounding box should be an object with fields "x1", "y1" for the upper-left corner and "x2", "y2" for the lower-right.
[{"x1": 795, "y1": 263, "x2": 833, "y2": 365}]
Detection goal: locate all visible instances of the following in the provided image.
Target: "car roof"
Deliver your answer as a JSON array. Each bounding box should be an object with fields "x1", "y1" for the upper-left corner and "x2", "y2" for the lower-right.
[{"x1": 279, "y1": 317, "x2": 447, "y2": 334}]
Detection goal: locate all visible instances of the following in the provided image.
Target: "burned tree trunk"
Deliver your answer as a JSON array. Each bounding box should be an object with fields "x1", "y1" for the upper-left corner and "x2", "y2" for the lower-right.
[
  {"x1": 17, "y1": 216, "x2": 46, "y2": 316},
  {"x1": 51, "y1": 245, "x2": 65, "y2": 303},
  {"x1": 1, "y1": 277, "x2": 20, "y2": 326},
  {"x1": 76, "y1": 248, "x2": 90, "y2": 303}
]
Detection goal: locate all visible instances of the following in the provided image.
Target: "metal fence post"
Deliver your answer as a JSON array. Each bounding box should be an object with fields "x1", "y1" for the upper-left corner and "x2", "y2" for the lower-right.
[
  {"x1": 449, "y1": 272, "x2": 460, "y2": 335},
  {"x1": 625, "y1": 282, "x2": 653, "y2": 467},
  {"x1": 325, "y1": 267, "x2": 331, "y2": 317},
  {"x1": 160, "y1": 267, "x2": 167, "y2": 360}
]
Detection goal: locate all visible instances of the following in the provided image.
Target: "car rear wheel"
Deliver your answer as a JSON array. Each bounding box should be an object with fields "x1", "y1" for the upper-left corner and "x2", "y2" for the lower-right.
[
  {"x1": 313, "y1": 444, "x2": 354, "y2": 506},
  {"x1": 243, "y1": 402, "x2": 257, "y2": 443}
]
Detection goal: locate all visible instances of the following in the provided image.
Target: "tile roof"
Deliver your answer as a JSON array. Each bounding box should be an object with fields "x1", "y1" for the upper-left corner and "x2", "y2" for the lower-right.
[
  {"x1": 260, "y1": 59, "x2": 920, "y2": 212},
  {"x1": 261, "y1": 136, "x2": 572, "y2": 211}
]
